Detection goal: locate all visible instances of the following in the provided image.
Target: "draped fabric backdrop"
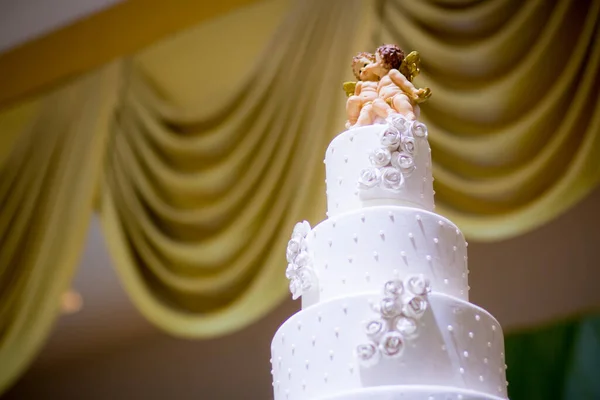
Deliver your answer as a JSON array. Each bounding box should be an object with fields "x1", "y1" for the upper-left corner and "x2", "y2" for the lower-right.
[
  {"x1": 101, "y1": 0, "x2": 362, "y2": 337},
  {"x1": 380, "y1": 0, "x2": 600, "y2": 240},
  {"x1": 0, "y1": 0, "x2": 599, "y2": 394},
  {"x1": 0, "y1": 65, "x2": 120, "y2": 392}
]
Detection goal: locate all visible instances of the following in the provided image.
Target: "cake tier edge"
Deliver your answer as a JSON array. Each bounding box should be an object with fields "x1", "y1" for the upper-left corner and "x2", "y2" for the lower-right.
[
  {"x1": 301, "y1": 205, "x2": 469, "y2": 308},
  {"x1": 317, "y1": 385, "x2": 507, "y2": 400},
  {"x1": 271, "y1": 293, "x2": 507, "y2": 400},
  {"x1": 325, "y1": 122, "x2": 434, "y2": 218}
]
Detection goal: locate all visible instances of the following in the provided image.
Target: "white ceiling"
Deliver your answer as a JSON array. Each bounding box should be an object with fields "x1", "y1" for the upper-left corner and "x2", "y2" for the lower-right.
[{"x1": 0, "y1": 0, "x2": 122, "y2": 54}]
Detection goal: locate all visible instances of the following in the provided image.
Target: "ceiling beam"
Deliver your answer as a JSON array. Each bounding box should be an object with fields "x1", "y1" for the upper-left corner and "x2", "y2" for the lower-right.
[{"x1": 0, "y1": 0, "x2": 263, "y2": 109}]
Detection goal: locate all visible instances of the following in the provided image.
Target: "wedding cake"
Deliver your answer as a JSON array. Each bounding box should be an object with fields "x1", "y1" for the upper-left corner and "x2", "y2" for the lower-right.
[{"x1": 270, "y1": 45, "x2": 508, "y2": 400}]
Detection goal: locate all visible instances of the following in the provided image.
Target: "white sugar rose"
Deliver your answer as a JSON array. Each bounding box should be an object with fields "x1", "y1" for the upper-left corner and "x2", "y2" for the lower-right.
[
  {"x1": 292, "y1": 220, "x2": 311, "y2": 239},
  {"x1": 285, "y1": 220, "x2": 314, "y2": 300},
  {"x1": 369, "y1": 147, "x2": 392, "y2": 168},
  {"x1": 379, "y1": 331, "x2": 404, "y2": 358},
  {"x1": 294, "y1": 251, "x2": 310, "y2": 268},
  {"x1": 380, "y1": 127, "x2": 402, "y2": 151},
  {"x1": 298, "y1": 268, "x2": 315, "y2": 292},
  {"x1": 388, "y1": 115, "x2": 410, "y2": 134},
  {"x1": 379, "y1": 297, "x2": 401, "y2": 318},
  {"x1": 411, "y1": 121, "x2": 428, "y2": 138},
  {"x1": 400, "y1": 136, "x2": 416, "y2": 155},
  {"x1": 391, "y1": 152, "x2": 416, "y2": 175},
  {"x1": 403, "y1": 295, "x2": 428, "y2": 319},
  {"x1": 381, "y1": 167, "x2": 404, "y2": 191},
  {"x1": 356, "y1": 343, "x2": 380, "y2": 367},
  {"x1": 383, "y1": 279, "x2": 404, "y2": 298},
  {"x1": 289, "y1": 277, "x2": 301, "y2": 300},
  {"x1": 285, "y1": 263, "x2": 295, "y2": 279},
  {"x1": 358, "y1": 167, "x2": 381, "y2": 189},
  {"x1": 396, "y1": 317, "x2": 418, "y2": 339},
  {"x1": 365, "y1": 319, "x2": 386, "y2": 341},
  {"x1": 286, "y1": 238, "x2": 302, "y2": 262},
  {"x1": 406, "y1": 274, "x2": 431, "y2": 296}
]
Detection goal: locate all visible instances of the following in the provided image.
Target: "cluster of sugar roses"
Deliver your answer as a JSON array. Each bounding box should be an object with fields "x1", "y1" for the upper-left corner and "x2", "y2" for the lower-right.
[
  {"x1": 285, "y1": 221, "x2": 315, "y2": 300},
  {"x1": 358, "y1": 115, "x2": 428, "y2": 193},
  {"x1": 356, "y1": 274, "x2": 431, "y2": 366}
]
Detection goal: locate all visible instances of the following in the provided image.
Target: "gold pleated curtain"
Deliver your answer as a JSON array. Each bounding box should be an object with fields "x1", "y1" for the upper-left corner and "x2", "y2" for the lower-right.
[
  {"x1": 380, "y1": 0, "x2": 600, "y2": 239},
  {"x1": 0, "y1": 64, "x2": 119, "y2": 392},
  {"x1": 1, "y1": 0, "x2": 600, "y2": 393},
  {"x1": 100, "y1": 0, "x2": 362, "y2": 337},
  {"x1": 99, "y1": 0, "x2": 600, "y2": 339}
]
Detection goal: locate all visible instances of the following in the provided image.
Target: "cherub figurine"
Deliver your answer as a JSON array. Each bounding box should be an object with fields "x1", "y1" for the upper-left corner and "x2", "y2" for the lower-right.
[
  {"x1": 343, "y1": 45, "x2": 431, "y2": 124},
  {"x1": 344, "y1": 52, "x2": 391, "y2": 129}
]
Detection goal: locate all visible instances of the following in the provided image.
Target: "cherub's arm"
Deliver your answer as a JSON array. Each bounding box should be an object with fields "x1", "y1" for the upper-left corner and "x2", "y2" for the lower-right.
[
  {"x1": 354, "y1": 81, "x2": 363, "y2": 96},
  {"x1": 388, "y1": 69, "x2": 419, "y2": 98}
]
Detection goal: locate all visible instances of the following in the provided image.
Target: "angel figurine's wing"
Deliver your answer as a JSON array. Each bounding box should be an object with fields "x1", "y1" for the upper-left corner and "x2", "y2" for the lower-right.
[
  {"x1": 343, "y1": 81, "x2": 357, "y2": 97},
  {"x1": 400, "y1": 51, "x2": 421, "y2": 82}
]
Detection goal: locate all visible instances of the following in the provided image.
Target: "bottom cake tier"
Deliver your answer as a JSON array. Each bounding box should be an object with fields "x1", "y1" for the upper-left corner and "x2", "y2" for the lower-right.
[
  {"x1": 319, "y1": 385, "x2": 507, "y2": 400},
  {"x1": 271, "y1": 293, "x2": 507, "y2": 400}
]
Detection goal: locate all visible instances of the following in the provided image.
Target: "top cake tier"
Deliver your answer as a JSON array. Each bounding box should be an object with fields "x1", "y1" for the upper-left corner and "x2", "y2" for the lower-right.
[{"x1": 325, "y1": 118, "x2": 434, "y2": 218}]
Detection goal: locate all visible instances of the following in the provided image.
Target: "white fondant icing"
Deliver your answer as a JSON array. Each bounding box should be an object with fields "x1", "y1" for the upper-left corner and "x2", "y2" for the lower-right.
[
  {"x1": 272, "y1": 293, "x2": 508, "y2": 400},
  {"x1": 276, "y1": 118, "x2": 507, "y2": 399},
  {"x1": 356, "y1": 275, "x2": 431, "y2": 367},
  {"x1": 326, "y1": 124, "x2": 434, "y2": 217},
  {"x1": 302, "y1": 206, "x2": 468, "y2": 308},
  {"x1": 319, "y1": 385, "x2": 506, "y2": 400},
  {"x1": 286, "y1": 221, "x2": 317, "y2": 299}
]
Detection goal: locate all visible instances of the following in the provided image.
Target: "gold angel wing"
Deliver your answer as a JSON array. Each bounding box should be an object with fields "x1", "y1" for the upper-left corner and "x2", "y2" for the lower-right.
[
  {"x1": 342, "y1": 81, "x2": 357, "y2": 97},
  {"x1": 400, "y1": 51, "x2": 421, "y2": 82}
]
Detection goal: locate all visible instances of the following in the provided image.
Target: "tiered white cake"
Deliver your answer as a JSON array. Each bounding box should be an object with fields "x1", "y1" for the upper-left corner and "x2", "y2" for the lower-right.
[{"x1": 271, "y1": 117, "x2": 508, "y2": 400}]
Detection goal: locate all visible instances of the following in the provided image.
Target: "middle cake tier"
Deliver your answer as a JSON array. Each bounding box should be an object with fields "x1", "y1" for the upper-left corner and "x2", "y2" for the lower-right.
[{"x1": 302, "y1": 206, "x2": 469, "y2": 309}]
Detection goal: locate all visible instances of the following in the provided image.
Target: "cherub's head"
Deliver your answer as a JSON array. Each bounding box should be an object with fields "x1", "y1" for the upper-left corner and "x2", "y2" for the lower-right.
[
  {"x1": 351, "y1": 52, "x2": 377, "y2": 81},
  {"x1": 364, "y1": 44, "x2": 405, "y2": 78}
]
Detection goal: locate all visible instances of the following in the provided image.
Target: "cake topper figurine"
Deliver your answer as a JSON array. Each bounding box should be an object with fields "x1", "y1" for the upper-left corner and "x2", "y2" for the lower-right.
[{"x1": 343, "y1": 44, "x2": 431, "y2": 128}]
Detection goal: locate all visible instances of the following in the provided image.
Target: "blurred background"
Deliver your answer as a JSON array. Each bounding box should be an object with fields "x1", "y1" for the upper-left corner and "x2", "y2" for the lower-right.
[{"x1": 0, "y1": 0, "x2": 599, "y2": 399}]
